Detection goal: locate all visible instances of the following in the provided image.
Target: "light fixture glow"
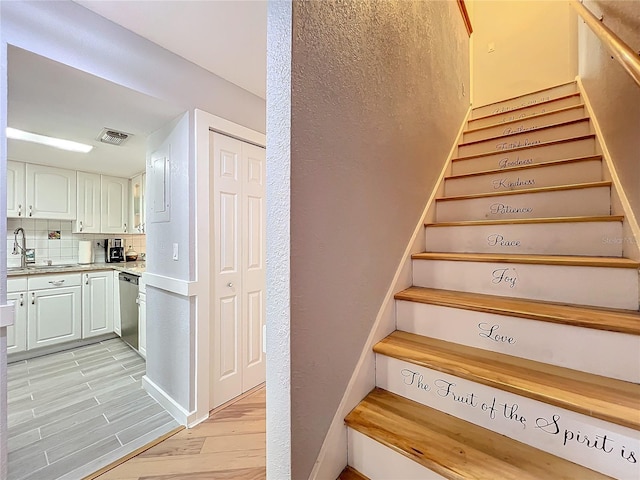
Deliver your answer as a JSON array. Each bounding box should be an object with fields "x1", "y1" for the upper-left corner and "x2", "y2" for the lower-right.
[{"x1": 6, "y1": 127, "x2": 93, "y2": 153}]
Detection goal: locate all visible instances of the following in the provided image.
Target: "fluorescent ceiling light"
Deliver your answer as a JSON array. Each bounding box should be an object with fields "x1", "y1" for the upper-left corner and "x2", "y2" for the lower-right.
[{"x1": 6, "y1": 127, "x2": 93, "y2": 153}]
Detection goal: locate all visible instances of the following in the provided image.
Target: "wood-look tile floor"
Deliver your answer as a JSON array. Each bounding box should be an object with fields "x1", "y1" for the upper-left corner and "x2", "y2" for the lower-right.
[
  {"x1": 7, "y1": 338, "x2": 179, "y2": 480},
  {"x1": 94, "y1": 386, "x2": 266, "y2": 480}
]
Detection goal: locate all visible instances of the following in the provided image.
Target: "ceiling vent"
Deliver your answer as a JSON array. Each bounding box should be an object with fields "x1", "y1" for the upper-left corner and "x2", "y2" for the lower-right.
[{"x1": 98, "y1": 128, "x2": 131, "y2": 146}]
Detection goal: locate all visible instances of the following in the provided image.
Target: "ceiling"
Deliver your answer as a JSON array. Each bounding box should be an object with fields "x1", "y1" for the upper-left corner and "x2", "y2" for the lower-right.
[
  {"x1": 8, "y1": 46, "x2": 186, "y2": 178},
  {"x1": 8, "y1": 2, "x2": 267, "y2": 179},
  {"x1": 74, "y1": 0, "x2": 267, "y2": 99}
]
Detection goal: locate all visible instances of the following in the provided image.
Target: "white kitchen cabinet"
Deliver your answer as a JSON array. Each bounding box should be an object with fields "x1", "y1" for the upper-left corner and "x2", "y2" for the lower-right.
[
  {"x1": 82, "y1": 271, "x2": 114, "y2": 338},
  {"x1": 7, "y1": 160, "x2": 26, "y2": 218},
  {"x1": 74, "y1": 172, "x2": 101, "y2": 233},
  {"x1": 25, "y1": 163, "x2": 77, "y2": 220},
  {"x1": 27, "y1": 273, "x2": 82, "y2": 350},
  {"x1": 101, "y1": 175, "x2": 129, "y2": 233},
  {"x1": 130, "y1": 172, "x2": 146, "y2": 233},
  {"x1": 7, "y1": 290, "x2": 27, "y2": 354},
  {"x1": 113, "y1": 270, "x2": 122, "y2": 336}
]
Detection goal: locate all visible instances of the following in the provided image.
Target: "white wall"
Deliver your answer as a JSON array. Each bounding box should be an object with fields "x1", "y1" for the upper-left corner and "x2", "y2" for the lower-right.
[
  {"x1": 0, "y1": 0, "x2": 266, "y2": 466},
  {"x1": 472, "y1": 0, "x2": 578, "y2": 106}
]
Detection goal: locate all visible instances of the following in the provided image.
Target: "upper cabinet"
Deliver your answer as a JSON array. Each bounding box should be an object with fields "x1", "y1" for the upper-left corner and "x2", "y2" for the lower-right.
[
  {"x1": 26, "y1": 164, "x2": 77, "y2": 220},
  {"x1": 74, "y1": 172, "x2": 101, "y2": 234},
  {"x1": 7, "y1": 160, "x2": 25, "y2": 218},
  {"x1": 8, "y1": 162, "x2": 76, "y2": 220},
  {"x1": 101, "y1": 175, "x2": 129, "y2": 234},
  {"x1": 130, "y1": 172, "x2": 146, "y2": 233}
]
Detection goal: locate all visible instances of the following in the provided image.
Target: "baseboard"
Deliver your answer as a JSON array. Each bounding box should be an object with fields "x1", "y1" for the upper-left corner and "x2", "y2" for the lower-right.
[
  {"x1": 142, "y1": 375, "x2": 200, "y2": 427},
  {"x1": 576, "y1": 76, "x2": 640, "y2": 261},
  {"x1": 308, "y1": 104, "x2": 473, "y2": 480}
]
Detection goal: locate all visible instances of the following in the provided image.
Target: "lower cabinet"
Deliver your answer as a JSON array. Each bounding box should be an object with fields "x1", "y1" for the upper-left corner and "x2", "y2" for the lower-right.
[
  {"x1": 28, "y1": 284, "x2": 82, "y2": 350},
  {"x1": 82, "y1": 271, "x2": 114, "y2": 338},
  {"x1": 7, "y1": 291, "x2": 27, "y2": 354}
]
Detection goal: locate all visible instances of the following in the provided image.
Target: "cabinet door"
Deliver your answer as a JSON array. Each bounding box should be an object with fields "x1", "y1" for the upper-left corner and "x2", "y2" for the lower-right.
[
  {"x1": 138, "y1": 291, "x2": 146, "y2": 359},
  {"x1": 74, "y1": 172, "x2": 101, "y2": 233},
  {"x1": 130, "y1": 173, "x2": 145, "y2": 233},
  {"x1": 7, "y1": 161, "x2": 25, "y2": 218},
  {"x1": 25, "y1": 164, "x2": 77, "y2": 220},
  {"x1": 28, "y1": 286, "x2": 82, "y2": 349},
  {"x1": 82, "y1": 272, "x2": 114, "y2": 338},
  {"x1": 7, "y1": 291, "x2": 27, "y2": 354},
  {"x1": 101, "y1": 176, "x2": 129, "y2": 233}
]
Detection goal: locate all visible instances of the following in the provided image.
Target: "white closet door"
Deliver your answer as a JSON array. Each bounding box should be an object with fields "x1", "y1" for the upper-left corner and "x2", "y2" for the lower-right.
[
  {"x1": 211, "y1": 132, "x2": 244, "y2": 407},
  {"x1": 210, "y1": 132, "x2": 267, "y2": 409},
  {"x1": 241, "y1": 143, "x2": 266, "y2": 392}
]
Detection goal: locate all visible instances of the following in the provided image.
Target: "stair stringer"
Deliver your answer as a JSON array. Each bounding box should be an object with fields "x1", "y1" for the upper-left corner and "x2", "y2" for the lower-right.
[
  {"x1": 577, "y1": 76, "x2": 640, "y2": 262},
  {"x1": 308, "y1": 106, "x2": 472, "y2": 480}
]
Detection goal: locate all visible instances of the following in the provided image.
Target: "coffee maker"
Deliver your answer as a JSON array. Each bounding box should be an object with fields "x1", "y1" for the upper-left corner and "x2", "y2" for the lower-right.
[{"x1": 105, "y1": 238, "x2": 125, "y2": 263}]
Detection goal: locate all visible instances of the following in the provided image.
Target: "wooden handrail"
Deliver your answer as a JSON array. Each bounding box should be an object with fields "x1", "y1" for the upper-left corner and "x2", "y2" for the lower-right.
[
  {"x1": 571, "y1": 0, "x2": 640, "y2": 87},
  {"x1": 457, "y1": 0, "x2": 472, "y2": 37}
]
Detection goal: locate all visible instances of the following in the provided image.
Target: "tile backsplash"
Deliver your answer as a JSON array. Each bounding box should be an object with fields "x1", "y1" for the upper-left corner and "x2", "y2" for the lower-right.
[{"x1": 6, "y1": 218, "x2": 146, "y2": 267}]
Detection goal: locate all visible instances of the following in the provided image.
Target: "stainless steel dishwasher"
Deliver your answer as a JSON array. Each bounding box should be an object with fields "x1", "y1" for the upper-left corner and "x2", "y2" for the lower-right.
[{"x1": 119, "y1": 272, "x2": 140, "y2": 350}]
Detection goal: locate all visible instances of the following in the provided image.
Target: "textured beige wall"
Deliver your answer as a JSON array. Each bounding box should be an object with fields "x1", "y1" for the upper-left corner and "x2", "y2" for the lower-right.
[
  {"x1": 472, "y1": 0, "x2": 578, "y2": 106},
  {"x1": 283, "y1": 1, "x2": 470, "y2": 478},
  {"x1": 579, "y1": 0, "x2": 640, "y2": 220}
]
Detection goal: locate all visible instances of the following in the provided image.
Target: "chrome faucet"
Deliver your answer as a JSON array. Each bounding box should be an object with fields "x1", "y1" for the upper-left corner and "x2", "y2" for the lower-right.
[{"x1": 13, "y1": 227, "x2": 27, "y2": 268}]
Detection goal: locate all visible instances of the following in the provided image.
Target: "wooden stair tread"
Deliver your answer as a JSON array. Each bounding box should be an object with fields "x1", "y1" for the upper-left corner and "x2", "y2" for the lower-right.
[
  {"x1": 412, "y1": 252, "x2": 640, "y2": 269},
  {"x1": 374, "y1": 332, "x2": 640, "y2": 431},
  {"x1": 345, "y1": 388, "x2": 612, "y2": 480},
  {"x1": 472, "y1": 81, "x2": 577, "y2": 112},
  {"x1": 436, "y1": 181, "x2": 611, "y2": 202},
  {"x1": 395, "y1": 286, "x2": 640, "y2": 334},
  {"x1": 452, "y1": 134, "x2": 595, "y2": 162},
  {"x1": 337, "y1": 466, "x2": 370, "y2": 480},
  {"x1": 425, "y1": 215, "x2": 623, "y2": 227},
  {"x1": 470, "y1": 91, "x2": 582, "y2": 123},
  {"x1": 458, "y1": 118, "x2": 590, "y2": 148},
  {"x1": 465, "y1": 104, "x2": 586, "y2": 135},
  {"x1": 446, "y1": 155, "x2": 602, "y2": 180}
]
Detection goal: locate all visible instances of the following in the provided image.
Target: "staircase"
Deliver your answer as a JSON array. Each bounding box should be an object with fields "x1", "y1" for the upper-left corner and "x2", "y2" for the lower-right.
[{"x1": 339, "y1": 81, "x2": 640, "y2": 480}]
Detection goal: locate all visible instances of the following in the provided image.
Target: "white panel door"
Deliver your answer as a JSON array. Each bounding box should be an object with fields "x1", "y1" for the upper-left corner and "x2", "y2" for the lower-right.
[
  {"x1": 27, "y1": 286, "x2": 82, "y2": 350},
  {"x1": 210, "y1": 132, "x2": 266, "y2": 409},
  {"x1": 241, "y1": 143, "x2": 266, "y2": 392},
  {"x1": 82, "y1": 271, "x2": 114, "y2": 338},
  {"x1": 25, "y1": 164, "x2": 77, "y2": 220},
  {"x1": 212, "y1": 132, "x2": 243, "y2": 407},
  {"x1": 7, "y1": 160, "x2": 25, "y2": 218},
  {"x1": 74, "y1": 172, "x2": 101, "y2": 233},
  {"x1": 101, "y1": 175, "x2": 129, "y2": 233}
]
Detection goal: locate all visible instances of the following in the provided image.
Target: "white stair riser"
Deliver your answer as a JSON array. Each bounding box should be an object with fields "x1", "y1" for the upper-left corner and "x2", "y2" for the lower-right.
[
  {"x1": 471, "y1": 83, "x2": 578, "y2": 119},
  {"x1": 425, "y1": 221, "x2": 623, "y2": 256},
  {"x1": 458, "y1": 120, "x2": 591, "y2": 157},
  {"x1": 463, "y1": 106, "x2": 587, "y2": 143},
  {"x1": 467, "y1": 95, "x2": 583, "y2": 130},
  {"x1": 396, "y1": 301, "x2": 640, "y2": 382},
  {"x1": 412, "y1": 259, "x2": 639, "y2": 309},
  {"x1": 436, "y1": 187, "x2": 611, "y2": 223},
  {"x1": 444, "y1": 159, "x2": 602, "y2": 197},
  {"x1": 376, "y1": 355, "x2": 639, "y2": 480},
  {"x1": 348, "y1": 429, "x2": 446, "y2": 480},
  {"x1": 452, "y1": 137, "x2": 596, "y2": 175}
]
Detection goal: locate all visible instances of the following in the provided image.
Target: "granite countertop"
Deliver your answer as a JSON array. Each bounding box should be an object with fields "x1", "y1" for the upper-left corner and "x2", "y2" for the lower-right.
[{"x1": 7, "y1": 262, "x2": 146, "y2": 277}]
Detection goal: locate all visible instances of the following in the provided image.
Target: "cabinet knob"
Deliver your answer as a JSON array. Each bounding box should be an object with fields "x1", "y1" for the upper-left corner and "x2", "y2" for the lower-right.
[
  {"x1": 124, "y1": 223, "x2": 127, "y2": 233},
  {"x1": 19, "y1": 293, "x2": 24, "y2": 307},
  {"x1": 85, "y1": 274, "x2": 89, "y2": 285},
  {"x1": 28, "y1": 205, "x2": 33, "y2": 217},
  {"x1": 31, "y1": 292, "x2": 35, "y2": 305},
  {"x1": 18, "y1": 204, "x2": 22, "y2": 217},
  {"x1": 79, "y1": 221, "x2": 83, "y2": 232},
  {"x1": 227, "y1": 282, "x2": 233, "y2": 288}
]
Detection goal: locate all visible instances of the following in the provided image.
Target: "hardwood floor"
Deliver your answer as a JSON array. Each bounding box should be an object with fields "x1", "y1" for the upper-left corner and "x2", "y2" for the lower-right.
[
  {"x1": 7, "y1": 338, "x2": 179, "y2": 480},
  {"x1": 93, "y1": 386, "x2": 266, "y2": 480}
]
